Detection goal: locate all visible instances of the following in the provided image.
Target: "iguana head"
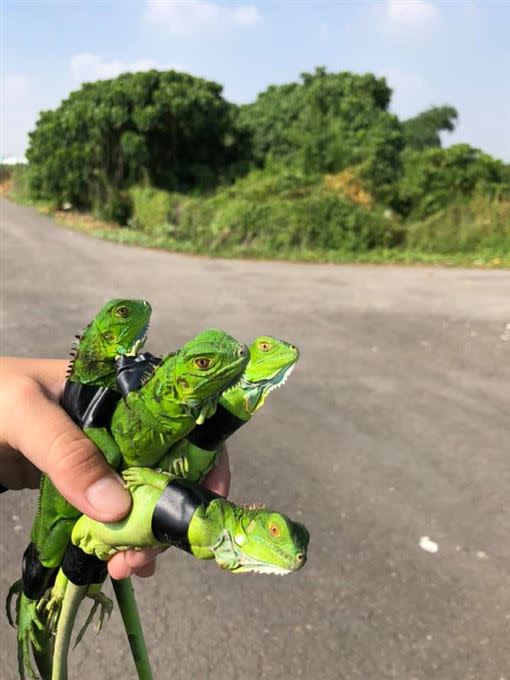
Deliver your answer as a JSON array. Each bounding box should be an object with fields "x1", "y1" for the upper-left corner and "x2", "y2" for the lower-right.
[
  {"x1": 221, "y1": 336, "x2": 299, "y2": 418},
  {"x1": 69, "y1": 298, "x2": 152, "y2": 384},
  {"x1": 211, "y1": 502, "x2": 309, "y2": 575},
  {"x1": 91, "y1": 298, "x2": 152, "y2": 356},
  {"x1": 158, "y1": 329, "x2": 249, "y2": 424}
]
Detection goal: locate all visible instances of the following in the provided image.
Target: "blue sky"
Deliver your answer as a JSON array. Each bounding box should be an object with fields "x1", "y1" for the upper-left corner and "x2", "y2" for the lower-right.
[{"x1": 2, "y1": 0, "x2": 510, "y2": 161}]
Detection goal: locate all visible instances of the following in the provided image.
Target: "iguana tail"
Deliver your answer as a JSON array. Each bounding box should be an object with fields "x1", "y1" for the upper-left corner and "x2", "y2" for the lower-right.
[
  {"x1": 51, "y1": 582, "x2": 87, "y2": 680},
  {"x1": 49, "y1": 575, "x2": 152, "y2": 680}
]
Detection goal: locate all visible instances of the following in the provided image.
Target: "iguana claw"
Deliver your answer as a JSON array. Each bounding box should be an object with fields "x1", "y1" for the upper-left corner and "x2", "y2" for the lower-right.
[
  {"x1": 73, "y1": 591, "x2": 113, "y2": 648},
  {"x1": 40, "y1": 590, "x2": 62, "y2": 635},
  {"x1": 6, "y1": 578, "x2": 22, "y2": 627},
  {"x1": 169, "y1": 456, "x2": 190, "y2": 477},
  {"x1": 10, "y1": 589, "x2": 46, "y2": 680}
]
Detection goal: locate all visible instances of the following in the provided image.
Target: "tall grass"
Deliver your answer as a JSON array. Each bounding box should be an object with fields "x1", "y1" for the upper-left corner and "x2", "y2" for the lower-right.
[{"x1": 404, "y1": 193, "x2": 510, "y2": 254}]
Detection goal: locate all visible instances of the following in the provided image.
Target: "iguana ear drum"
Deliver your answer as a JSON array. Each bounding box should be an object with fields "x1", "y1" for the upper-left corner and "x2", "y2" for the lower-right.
[{"x1": 151, "y1": 479, "x2": 222, "y2": 551}]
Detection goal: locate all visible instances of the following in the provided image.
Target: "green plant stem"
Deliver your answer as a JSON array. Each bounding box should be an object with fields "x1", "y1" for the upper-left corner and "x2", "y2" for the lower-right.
[{"x1": 112, "y1": 577, "x2": 153, "y2": 680}]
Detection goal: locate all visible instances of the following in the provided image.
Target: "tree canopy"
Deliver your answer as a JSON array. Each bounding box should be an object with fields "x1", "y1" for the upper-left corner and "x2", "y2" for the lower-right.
[
  {"x1": 27, "y1": 70, "x2": 249, "y2": 218},
  {"x1": 402, "y1": 106, "x2": 458, "y2": 151},
  {"x1": 239, "y1": 67, "x2": 404, "y2": 201},
  {"x1": 25, "y1": 66, "x2": 508, "y2": 232}
]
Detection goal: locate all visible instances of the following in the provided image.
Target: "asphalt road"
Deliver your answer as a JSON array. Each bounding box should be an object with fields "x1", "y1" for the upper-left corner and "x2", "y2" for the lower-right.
[{"x1": 1, "y1": 197, "x2": 509, "y2": 680}]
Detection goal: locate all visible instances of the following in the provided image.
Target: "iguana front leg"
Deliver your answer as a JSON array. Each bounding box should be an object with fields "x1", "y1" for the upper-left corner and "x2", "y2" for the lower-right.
[
  {"x1": 122, "y1": 467, "x2": 175, "y2": 492},
  {"x1": 84, "y1": 427, "x2": 122, "y2": 469}
]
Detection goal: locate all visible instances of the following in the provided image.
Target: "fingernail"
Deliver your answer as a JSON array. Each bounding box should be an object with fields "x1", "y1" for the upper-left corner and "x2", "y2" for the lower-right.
[{"x1": 85, "y1": 474, "x2": 131, "y2": 519}]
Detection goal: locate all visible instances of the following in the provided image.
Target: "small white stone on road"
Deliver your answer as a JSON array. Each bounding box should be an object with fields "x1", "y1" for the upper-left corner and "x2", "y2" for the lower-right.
[
  {"x1": 476, "y1": 551, "x2": 488, "y2": 559},
  {"x1": 14, "y1": 525, "x2": 23, "y2": 533},
  {"x1": 419, "y1": 536, "x2": 439, "y2": 554},
  {"x1": 11, "y1": 514, "x2": 20, "y2": 521}
]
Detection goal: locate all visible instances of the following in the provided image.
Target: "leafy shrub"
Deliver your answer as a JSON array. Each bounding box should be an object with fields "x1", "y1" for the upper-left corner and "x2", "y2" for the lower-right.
[
  {"x1": 398, "y1": 144, "x2": 509, "y2": 219},
  {"x1": 129, "y1": 186, "x2": 179, "y2": 231},
  {"x1": 172, "y1": 169, "x2": 403, "y2": 252},
  {"x1": 404, "y1": 194, "x2": 510, "y2": 254}
]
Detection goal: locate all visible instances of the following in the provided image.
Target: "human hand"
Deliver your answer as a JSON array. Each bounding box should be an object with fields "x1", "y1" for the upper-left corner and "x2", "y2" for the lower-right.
[{"x1": 0, "y1": 357, "x2": 231, "y2": 579}]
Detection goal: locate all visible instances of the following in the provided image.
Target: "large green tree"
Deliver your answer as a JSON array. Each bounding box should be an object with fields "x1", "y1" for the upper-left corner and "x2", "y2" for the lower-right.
[
  {"x1": 239, "y1": 67, "x2": 404, "y2": 202},
  {"x1": 27, "y1": 70, "x2": 249, "y2": 218},
  {"x1": 402, "y1": 106, "x2": 458, "y2": 150}
]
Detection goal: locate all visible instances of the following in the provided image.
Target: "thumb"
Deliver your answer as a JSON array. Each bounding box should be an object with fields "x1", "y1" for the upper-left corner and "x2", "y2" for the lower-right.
[{"x1": 6, "y1": 378, "x2": 131, "y2": 521}]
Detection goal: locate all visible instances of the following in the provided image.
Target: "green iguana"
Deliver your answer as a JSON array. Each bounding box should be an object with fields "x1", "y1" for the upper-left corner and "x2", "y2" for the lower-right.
[
  {"x1": 9, "y1": 324, "x2": 250, "y2": 679},
  {"x1": 161, "y1": 335, "x2": 300, "y2": 482},
  {"x1": 8, "y1": 298, "x2": 153, "y2": 680},
  {"x1": 50, "y1": 467, "x2": 310, "y2": 680}
]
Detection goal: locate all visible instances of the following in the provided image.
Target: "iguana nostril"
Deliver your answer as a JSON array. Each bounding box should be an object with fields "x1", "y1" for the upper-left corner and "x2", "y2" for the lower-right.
[{"x1": 238, "y1": 345, "x2": 248, "y2": 357}]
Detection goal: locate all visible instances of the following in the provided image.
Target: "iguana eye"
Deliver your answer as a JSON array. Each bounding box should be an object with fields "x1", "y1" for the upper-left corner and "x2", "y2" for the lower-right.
[
  {"x1": 259, "y1": 341, "x2": 271, "y2": 352},
  {"x1": 115, "y1": 306, "x2": 130, "y2": 318},
  {"x1": 194, "y1": 357, "x2": 211, "y2": 369},
  {"x1": 268, "y1": 522, "x2": 281, "y2": 538}
]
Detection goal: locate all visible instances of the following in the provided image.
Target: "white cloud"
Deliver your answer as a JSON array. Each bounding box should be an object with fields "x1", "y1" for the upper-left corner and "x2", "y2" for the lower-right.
[
  {"x1": 381, "y1": 0, "x2": 439, "y2": 36},
  {"x1": 69, "y1": 55, "x2": 186, "y2": 84},
  {"x1": 144, "y1": 0, "x2": 261, "y2": 35}
]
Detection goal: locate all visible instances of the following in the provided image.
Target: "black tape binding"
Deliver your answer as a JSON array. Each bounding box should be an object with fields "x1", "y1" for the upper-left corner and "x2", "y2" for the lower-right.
[
  {"x1": 62, "y1": 543, "x2": 108, "y2": 586},
  {"x1": 22, "y1": 542, "x2": 56, "y2": 599},
  {"x1": 61, "y1": 381, "x2": 122, "y2": 429},
  {"x1": 151, "y1": 479, "x2": 221, "y2": 552},
  {"x1": 186, "y1": 404, "x2": 246, "y2": 451},
  {"x1": 116, "y1": 353, "x2": 162, "y2": 398}
]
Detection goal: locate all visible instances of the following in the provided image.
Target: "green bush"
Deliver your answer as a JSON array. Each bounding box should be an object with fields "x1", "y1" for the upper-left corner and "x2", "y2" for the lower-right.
[
  {"x1": 129, "y1": 186, "x2": 179, "y2": 231},
  {"x1": 171, "y1": 169, "x2": 402, "y2": 253},
  {"x1": 404, "y1": 194, "x2": 510, "y2": 254},
  {"x1": 398, "y1": 144, "x2": 508, "y2": 219}
]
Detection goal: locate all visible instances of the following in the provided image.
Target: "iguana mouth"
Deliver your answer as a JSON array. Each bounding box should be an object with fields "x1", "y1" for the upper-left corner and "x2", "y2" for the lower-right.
[
  {"x1": 126, "y1": 321, "x2": 151, "y2": 356},
  {"x1": 214, "y1": 530, "x2": 302, "y2": 575},
  {"x1": 230, "y1": 562, "x2": 293, "y2": 575}
]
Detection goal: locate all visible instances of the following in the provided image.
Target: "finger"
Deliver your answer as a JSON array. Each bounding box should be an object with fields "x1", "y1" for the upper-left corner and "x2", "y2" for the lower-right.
[
  {"x1": 202, "y1": 445, "x2": 230, "y2": 496},
  {"x1": 108, "y1": 553, "x2": 131, "y2": 580},
  {"x1": 134, "y1": 560, "x2": 156, "y2": 579},
  {"x1": 125, "y1": 548, "x2": 162, "y2": 570},
  {"x1": 108, "y1": 548, "x2": 162, "y2": 580},
  {"x1": 4, "y1": 378, "x2": 131, "y2": 521}
]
